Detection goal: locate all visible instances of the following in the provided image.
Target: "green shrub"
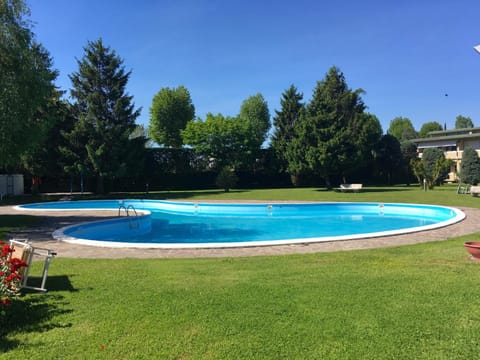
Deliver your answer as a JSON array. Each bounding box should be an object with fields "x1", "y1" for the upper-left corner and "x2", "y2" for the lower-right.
[
  {"x1": 215, "y1": 167, "x2": 238, "y2": 192},
  {"x1": 460, "y1": 147, "x2": 480, "y2": 185}
]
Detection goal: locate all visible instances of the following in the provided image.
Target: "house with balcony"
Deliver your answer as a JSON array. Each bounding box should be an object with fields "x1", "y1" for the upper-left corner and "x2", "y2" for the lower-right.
[{"x1": 412, "y1": 127, "x2": 480, "y2": 182}]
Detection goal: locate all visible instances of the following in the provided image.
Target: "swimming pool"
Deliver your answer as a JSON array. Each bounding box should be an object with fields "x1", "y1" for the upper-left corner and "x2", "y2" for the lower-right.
[{"x1": 17, "y1": 200, "x2": 465, "y2": 248}]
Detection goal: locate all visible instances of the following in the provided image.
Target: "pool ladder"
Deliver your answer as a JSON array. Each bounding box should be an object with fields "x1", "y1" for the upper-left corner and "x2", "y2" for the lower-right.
[{"x1": 118, "y1": 204, "x2": 140, "y2": 229}]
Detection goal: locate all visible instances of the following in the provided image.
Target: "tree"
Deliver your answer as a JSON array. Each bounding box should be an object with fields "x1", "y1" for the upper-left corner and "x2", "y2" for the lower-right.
[
  {"x1": 237, "y1": 93, "x2": 270, "y2": 168},
  {"x1": 65, "y1": 39, "x2": 143, "y2": 193},
  {"x1": 374, "y1": 134, "x2": 403, "y2": 185},
  {"x1": 148, "y1": 86, "x2": 195, "y2": 148},
  {"x1": 182, "y1": 94, "x2": 270, "y2": 171},
  {"x1": 400, "y1": 141, "x2": 418, "y2": 185},
  {"x1": 271, "y1": 85, "x2": 305, "y2": 171},
  {"x1": 411, "y1": 148, "x2": 450, "y2": 189},
  {"x1": 0, "y1": 0, "x2": 58, "y2": 170},
  {"x1": 287, "y1": 66, "x2": 373, "y2": 187},
  {"x1": 455, "y1": 115, "x2": 474, "y2": 129},
  {"x1": 215, "y1": 166, "x2": 238, "y2": 192},
  {"x1": 350, "y1": 113, "x2": 383, "y2": 173},
  {"x1": 22, "y1": 94, "x2": 75, "y2": 178},
  {"x1": 387, "y1": 117, "x2": 417, "y2": 141},
  {"x1": 131, "y1": 124, "x2": 154, "y2": 148},
  {"x1": 182, "y1": 113, "x2": 244, "y2": 169},
  {"x1": 460, "y1": 147, "x2": 480, "y2": 185},
  {"x1": 418, "y1": 121, "x2": 443, "y2": 138}
]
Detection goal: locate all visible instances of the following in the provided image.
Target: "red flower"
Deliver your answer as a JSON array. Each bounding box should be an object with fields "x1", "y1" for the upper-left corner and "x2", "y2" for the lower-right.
[
  {"x1": 1, "y1": 298, "x2": 11, "y2": 307},
  {"x1": 5, "y1": 273, "x2": 17, "y2": 282},
  {"x1": 9, "y1": 257, "x2": 28, "y2": 272},
  {"x1": 1, "y1": 244, "x2": 13, "y2": 257}
]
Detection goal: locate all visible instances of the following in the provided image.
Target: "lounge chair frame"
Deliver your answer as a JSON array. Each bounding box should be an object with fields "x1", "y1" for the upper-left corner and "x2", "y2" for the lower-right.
[{"x1": 9, "y1": 239, "x2": 56, "y2": 292}]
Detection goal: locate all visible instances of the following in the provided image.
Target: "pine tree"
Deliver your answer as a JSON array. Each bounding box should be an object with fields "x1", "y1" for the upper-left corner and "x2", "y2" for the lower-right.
[
  {"x1": 65, "y1": 39, "x2": 143, "y2": 193},
  {"x1": 271, "y1": 85, "x2": 304, "y2": 171},
  {"x1": 460, "y1": 147, "x2": 480, "y2": 185},
  {"x1": 292, "y1": 66, "x2": 372, "y2": 188}
]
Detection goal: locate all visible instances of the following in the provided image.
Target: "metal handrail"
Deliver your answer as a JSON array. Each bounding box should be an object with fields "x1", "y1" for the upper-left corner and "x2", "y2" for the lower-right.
[
  {"x1": 118, "y1": 204, "x2": 140, "y2": 229},
  {"x1": 126, "y1": 204, "x2": 138, "y2": 217},
  {"x1": 118, "y1": 205, "x2": 127, "y2": 216}
]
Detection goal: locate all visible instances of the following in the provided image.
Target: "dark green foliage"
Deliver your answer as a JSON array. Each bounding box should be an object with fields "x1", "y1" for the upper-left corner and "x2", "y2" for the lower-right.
[
  {"x1": 271, "y1": 85, "x2": 304, "y2": 171},
  {"x1": 412, "y1": 147, "x2": 450, "y2": 189},
  {"x1": 455, "y1": 115, "x2": 474, "y2": 129},
  {"x1": 21, "y1": 95, "x2": 75, "y2": 178},
  {"x1": 286, "y1": 67, "x2": 380, "y2": 187},
  {"x1": 148, "y1": 86, "x2": 195, "y2": 148},
  {"x1": 215, "y1": 167, "x2": 238, "y2": 192},
  {"x1": 400, "y1": 141, "x2": 418, "y2": 184},
  {"x1": 374, "y1": 134, "x2": 403, "y2": 185},
  {"x1": 387, "y1": 117, "x2": 417, "y2": 141},
  {"x1": 460, "y1": 147, "x2": 480, "y2": 185},
  {"x1": 64, "y1": 39, "x2": 143, "y2": 193},
  {"x1": 418, "y1": 121, "x2": 443, "y2": 138},
  {"x1": 0, "y1": 0, "x2": 58, "y2": 169}
]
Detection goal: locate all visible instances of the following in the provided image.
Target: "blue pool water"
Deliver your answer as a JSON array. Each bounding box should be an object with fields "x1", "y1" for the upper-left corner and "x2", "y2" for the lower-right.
[{"x1": 18, "y1": 200, "x2": 465, "y2": 248}]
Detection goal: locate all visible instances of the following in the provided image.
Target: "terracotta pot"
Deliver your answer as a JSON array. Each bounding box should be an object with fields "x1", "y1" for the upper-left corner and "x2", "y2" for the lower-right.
[{"x1": 464, "y1": 242, "x2": 480, "y2": 261}]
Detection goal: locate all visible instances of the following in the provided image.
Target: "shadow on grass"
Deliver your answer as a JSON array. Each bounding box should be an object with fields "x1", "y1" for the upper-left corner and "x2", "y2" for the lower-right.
[
  {"x1": 0, "y1": 275, "x2": 76, "y2": 353},
  {"x1": 23, "y1": 275, "x2": 77, "y2": 293},
  {"x1": 0, "y1": 215, "x2": 43, "y2": 237}
]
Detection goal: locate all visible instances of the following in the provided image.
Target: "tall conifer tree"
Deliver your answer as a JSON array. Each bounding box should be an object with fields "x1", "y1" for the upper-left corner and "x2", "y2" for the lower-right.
[
  {"x1": 65, "y1": 39, "x2": 142, "y2": 193},
  {"x1": 291, "y1": 67, "x2": 372, "y2": 187},
  {"x1": 271, "y1": 85, "x2": 304, "y2": 171},
  {"x1": 460, "y1": 147, "x2": 480, "y2": 185}
]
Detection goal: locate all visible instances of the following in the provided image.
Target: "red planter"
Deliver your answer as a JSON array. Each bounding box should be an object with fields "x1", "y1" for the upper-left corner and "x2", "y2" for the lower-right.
[{"x1": 464, "y1": 242, "x2": 480, "y2": 261}]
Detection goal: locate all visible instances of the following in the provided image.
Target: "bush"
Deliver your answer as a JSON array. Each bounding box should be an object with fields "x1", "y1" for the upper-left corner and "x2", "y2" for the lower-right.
[
  {"x1": 215, "y1": 167, "x2": 238, "y2": 192},
  {"x1": 412, "y1": 148, "x2": 451, "y2": 189},
  {"x1": 460, "y1": 147, "x2": 480, "y2": 185},
  {"x1": 0, "y1": 242, "x2": 28, "y2": 316}
]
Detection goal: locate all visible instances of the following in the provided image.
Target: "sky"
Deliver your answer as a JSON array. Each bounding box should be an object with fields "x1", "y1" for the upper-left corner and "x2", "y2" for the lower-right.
[{"x1": 29, "y1": 0, "x2": 480, "y2": 134}]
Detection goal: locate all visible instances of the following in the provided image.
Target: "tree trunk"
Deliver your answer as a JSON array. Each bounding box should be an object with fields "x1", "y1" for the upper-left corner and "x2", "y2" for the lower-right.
[
  {"x1": 290, "y1": 174, "x2": 300, "y2": 187},
  {"x1": 325, "y1": 176, "x2": 332, "y2": 190}
]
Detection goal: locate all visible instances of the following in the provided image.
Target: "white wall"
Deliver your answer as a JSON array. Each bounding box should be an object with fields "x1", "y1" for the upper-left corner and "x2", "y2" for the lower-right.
[{"x1": 0, "y1": 174, "x2": 24, "y2": 195}]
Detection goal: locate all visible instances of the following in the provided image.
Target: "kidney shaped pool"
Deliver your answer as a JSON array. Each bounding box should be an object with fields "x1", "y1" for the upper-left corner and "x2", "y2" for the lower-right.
[{"x1": 16, "y1": 200, "x2": 465, "y2": 248}]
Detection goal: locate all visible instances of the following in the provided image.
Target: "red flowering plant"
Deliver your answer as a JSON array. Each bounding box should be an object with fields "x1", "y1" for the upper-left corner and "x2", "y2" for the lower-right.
[{"x1": 0, "y1": 241, "x2": 28, "y2": 315}]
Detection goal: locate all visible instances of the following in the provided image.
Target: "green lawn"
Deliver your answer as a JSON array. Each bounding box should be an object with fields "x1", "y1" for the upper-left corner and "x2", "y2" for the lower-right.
[
  {"x1": 56, "y1": 183, "x2": 480, "y2": 208},
  {"x1": 2, "y1": 186, "x2": 480, "y2": 359}
]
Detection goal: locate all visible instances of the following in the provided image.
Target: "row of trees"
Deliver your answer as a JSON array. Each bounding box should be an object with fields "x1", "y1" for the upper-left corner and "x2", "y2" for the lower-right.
[
  {"x1": 2, "y1": 0, "x2": 479, "y2": 193},
  {"x1": 387, "y1": 115, "x2": 474, "y2": 142},
  {"x1": 146, "y1": 68, "x2": 389, "y2": 188},
  {"x1": 1, "y1": 1, "x2": 146, "y2": 193}
]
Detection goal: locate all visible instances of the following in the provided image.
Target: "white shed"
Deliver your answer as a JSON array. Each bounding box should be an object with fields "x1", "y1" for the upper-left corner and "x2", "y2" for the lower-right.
[{"x1": 0, "y1": 174, "x2": 24, "y2": 196}]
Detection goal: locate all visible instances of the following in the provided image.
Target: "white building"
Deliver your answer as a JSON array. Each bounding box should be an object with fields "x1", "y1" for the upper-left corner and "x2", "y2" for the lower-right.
[
  {"x1": 0, "y1": 174, "x2": 24, "y2": 196},
  {"x1": 412, "y1": 127, "x2": 480, "y2": 182}
]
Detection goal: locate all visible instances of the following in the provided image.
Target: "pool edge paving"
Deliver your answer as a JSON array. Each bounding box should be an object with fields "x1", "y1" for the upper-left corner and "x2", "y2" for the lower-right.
[{"x1": 1, "y1": 204, "x2": 479, "y2": 259}]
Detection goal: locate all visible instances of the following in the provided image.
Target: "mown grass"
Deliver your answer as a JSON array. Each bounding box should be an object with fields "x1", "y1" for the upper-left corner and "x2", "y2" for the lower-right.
[
  {"x1": 64, "y1": 183, "x2": 480, "y2": 208},
  {"x1": 1, "y1": 186, "x2": 480, "y2": 359}
]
